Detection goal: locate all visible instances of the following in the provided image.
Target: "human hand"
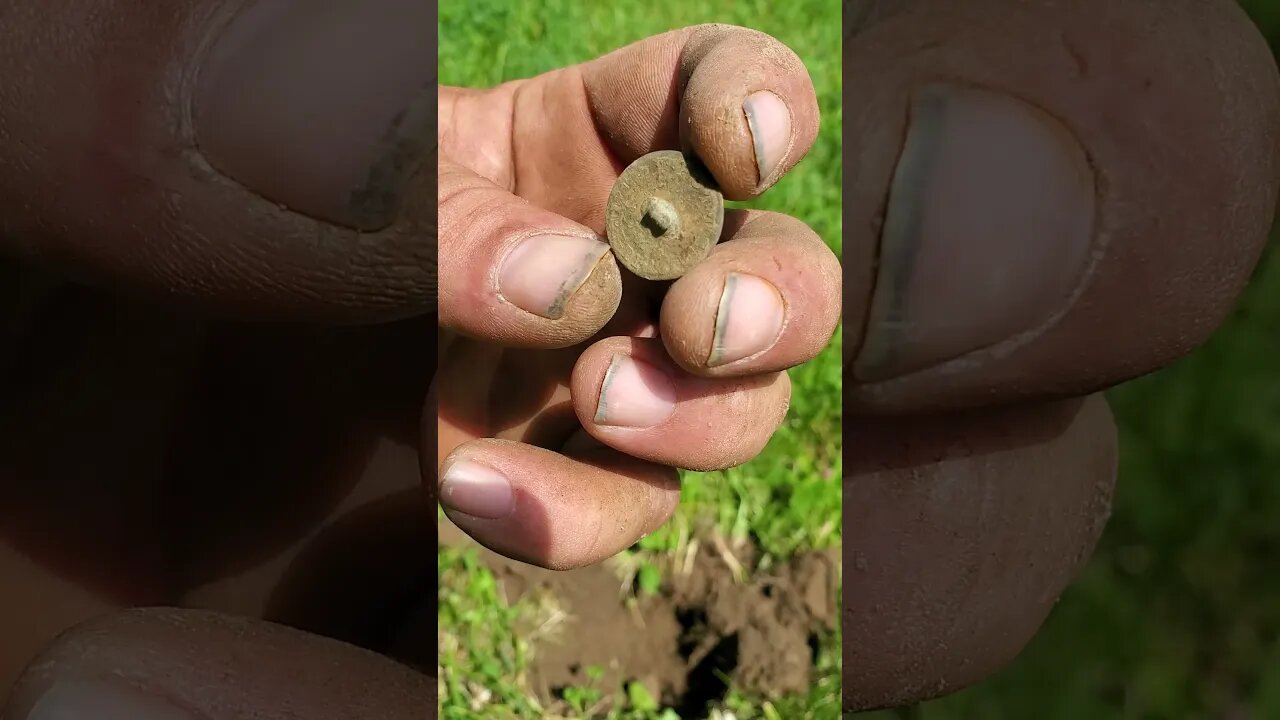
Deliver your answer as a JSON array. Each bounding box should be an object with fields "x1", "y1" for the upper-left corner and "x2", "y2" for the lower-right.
[
  {"x1": 434, "y1": 25, "x2": 843, "y2": 570},
  {"x1": 843, "y1": 0, "x2": 1279, "y2": 710},
  {"x1": 0, "y1": 0, "x2": 437, "y2": 716}
]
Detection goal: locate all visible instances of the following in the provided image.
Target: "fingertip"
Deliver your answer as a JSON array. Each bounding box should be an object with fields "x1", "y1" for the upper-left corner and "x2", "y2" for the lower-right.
[
  {"x1": 679, "y1": 26, "x2": 820, "y2": 198},
  {"x1": 496, "y1": 234, "x2": 611, "y2": 320},
  {"x1": 844, "y1": 0, "x2": 1280, "y2": 412},
  {"x1": 743, "y1": 89, "x2": 795, "y2": 184},
  {"x1": 494, "y1": 235, "x2": 623, "y2": 347},
  {"x1": 663, "y1": 270, "x2": 788, "y2": 373},
  {"x1": 439, "y1": 160, "x2": 623, "y2": 349},
  {"x1": 570, "y1": 337, "x2": 677, "y2": 430},
  {"x1": 571, "y1": 336, "x2": 792, "y2": 471},
  {"x1": 560, "y1": 248, "x2": 624, "y2": 339},
  {"x1": 438, "y1": 456, "x2": 516, "y2": 521},
  {"x1": 660, "y1": 212, "x2": 842, "y2": 377},
  {"x1": 438, "y1": 438, "x2": 678, "y2": 570}
]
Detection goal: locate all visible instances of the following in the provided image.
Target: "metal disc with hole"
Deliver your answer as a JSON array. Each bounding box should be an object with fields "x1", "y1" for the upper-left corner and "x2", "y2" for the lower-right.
[{"x1": 605, "y1": 150, "x2": 724, "y2": 281}]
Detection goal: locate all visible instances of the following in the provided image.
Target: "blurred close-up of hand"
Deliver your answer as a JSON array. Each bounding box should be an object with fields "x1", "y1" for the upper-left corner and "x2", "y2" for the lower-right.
[
  {"x1": 1, "y1": 1, "x2": 443, "y2": 718},
  {"x1": 844, "y1": 0, "x2": 1279, "y2": 714}
]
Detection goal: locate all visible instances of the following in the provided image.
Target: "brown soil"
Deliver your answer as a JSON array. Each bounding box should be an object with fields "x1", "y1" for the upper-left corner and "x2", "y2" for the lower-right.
[{"x1": 439, "y1": 520, "x2": 839, "y2": 718}]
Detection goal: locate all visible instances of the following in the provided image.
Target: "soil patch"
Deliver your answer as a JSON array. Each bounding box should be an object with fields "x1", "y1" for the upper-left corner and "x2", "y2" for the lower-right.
[{"x1": 439, "y1": 521, "x2": 839, "y2": 717}]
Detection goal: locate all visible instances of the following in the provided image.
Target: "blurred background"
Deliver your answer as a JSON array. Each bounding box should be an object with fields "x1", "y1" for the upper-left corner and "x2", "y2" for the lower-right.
[
  {"x1": 875, "y1": 1, "x2": 1280, "y2": 717},
  {"x1": 438, "y1": 1, "x2": 841, "y2": 718}
]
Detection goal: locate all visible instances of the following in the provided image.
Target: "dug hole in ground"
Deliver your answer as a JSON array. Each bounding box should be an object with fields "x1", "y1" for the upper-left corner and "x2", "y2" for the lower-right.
[{"x1": 438, "y1": 518, "x2": 839, "y2": 717}]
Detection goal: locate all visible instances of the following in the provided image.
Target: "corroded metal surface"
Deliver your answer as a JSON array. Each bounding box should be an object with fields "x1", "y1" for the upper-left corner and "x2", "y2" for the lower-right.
[{"x1": 605, "y1": 150, "x2": 724, "y2": 281}]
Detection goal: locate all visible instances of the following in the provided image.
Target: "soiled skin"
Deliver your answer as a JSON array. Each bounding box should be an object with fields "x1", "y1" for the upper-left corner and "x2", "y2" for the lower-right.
[
  {"x1": 844, "y1": 0, "x2": 1279, "y2": 711},
  {"x1": 0, "y1": 9, "x2": 845, "y2": 718},
  {"x1": 436, "y1": 25, "x2": 841, "y2": 570},
  {"x1": 0, "y1": 1, "x2": 1275, "y2": 718}
]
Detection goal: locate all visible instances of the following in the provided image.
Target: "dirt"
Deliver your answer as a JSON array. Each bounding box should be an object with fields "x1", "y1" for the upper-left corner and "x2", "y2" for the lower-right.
[{"x1": 439, "y1": 520, "x2": 839, "y2": 717}]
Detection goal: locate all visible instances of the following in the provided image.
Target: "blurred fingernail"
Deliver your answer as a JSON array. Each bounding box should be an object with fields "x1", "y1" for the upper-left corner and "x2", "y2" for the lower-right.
[
  {"x1": 708, "y1": 273, "x2": 785, "y2": 367},
  {"x1": 854, "y1": 83, "x2": 1096, "y2": 382},
  {"x1": 595, "y1": 355, "x2": 677, "y2": 428},
  {"x1": 499, "y1": 235, "x2": 611, "y2": 319},
  {"x1": 744, "y1": 90, "x2": 792, "y2": 182},
  {"x1": 440, "y1": 461, "x2": 514, "y2": 520},
  {"x1": 27, "y1": 680, "x2": 200, "y2": 720},
  {"x1": 194, "y1": 0, "x2": 432, "y2": 231}
]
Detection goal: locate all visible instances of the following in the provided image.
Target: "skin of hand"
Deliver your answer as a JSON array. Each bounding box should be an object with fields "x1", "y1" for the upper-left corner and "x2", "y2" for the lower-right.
[
  {"x1": 434, "y1": 24, "x2": 842, "y2": 570},
  {"x1": 0, "y1": 6, "x2": 844, "y2": 718},
  {"x1": 1, "y1": 0, "x2": 446, "y2": 717},
  {"x1": 0, "y1": 0, "x2": 1276, "y2": 717},
  {"x1": 843, "y1": 0, "x2": 1279, "y2": 711}
]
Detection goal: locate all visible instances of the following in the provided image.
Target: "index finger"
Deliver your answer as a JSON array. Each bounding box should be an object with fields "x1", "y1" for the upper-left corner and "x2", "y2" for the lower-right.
[
  {"x1": 584, "y1": 25, "x2": 821, "y2": 198},
  {"x1": 487, "y1": 25, "x2": 821, "y2": 231}
]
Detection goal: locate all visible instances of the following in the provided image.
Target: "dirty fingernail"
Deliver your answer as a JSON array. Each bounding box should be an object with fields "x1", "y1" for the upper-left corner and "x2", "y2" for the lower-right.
[
  {"x1": 595, "y1": 355, "x2": 677, "y2": 428},
  {"x1": 708, "y1": 273, "x2": 785, "y2": 367},
  {"x1": 744, "y1": 90, "x2": 792, "y2": 182},
  {"x1": 440, "y1": 460, "x2": 515, "y2": 520},
  {"x1": 194, "y1": 0, "x2": 432, "y2": 231},
  {"x1": 499, "y1": 235, "x2": 612, "y2": 319},
  {"x1": 854, "y1": 83, "x2": 1096, "y2": 382},
  {"x1": 27, "y1": 679, "x2": 200, "y2": 720}
]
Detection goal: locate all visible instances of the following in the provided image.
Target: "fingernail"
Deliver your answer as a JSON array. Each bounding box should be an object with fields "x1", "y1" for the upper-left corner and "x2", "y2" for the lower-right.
[
  {"x1": 27, "y1": 679, "x2": 201, "y2": 720},
  {"x1": 499, "y1": 235, "x2": 611, "y2": 319},
  {"x1": 194, "y1": 0, "x2": 432, "y2": 231},
  {"x1": 708, "y1": 273, "x2": 785, "y2": 367},
  {"x1": 595, "y1": 355, "x2": 677, "y2": 428},
  {"x1": 743, "y1": 90, "x2": 793, "y2": 182},
  {"x1": 854, "y1": 83, "x2": 1096, "y2": 382},
  {"x1": 439, "y1": 461, "x2": 515, "y2": 520}
]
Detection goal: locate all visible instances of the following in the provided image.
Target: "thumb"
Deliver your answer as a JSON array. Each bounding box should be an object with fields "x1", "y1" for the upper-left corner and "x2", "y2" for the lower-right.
[
  {"x1": 0, "y1": 0, "x2": 435, "y2": 323},
  {"x1": 2, "y1": 608, "x2": 432, "y2": 720},
  {"x1": 437, "y1": 156, "x2": 622, "y2": 349}
]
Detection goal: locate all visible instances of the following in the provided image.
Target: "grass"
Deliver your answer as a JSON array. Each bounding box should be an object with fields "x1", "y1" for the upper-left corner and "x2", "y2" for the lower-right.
[
  {"x1": 438, "y1": 546, "x2": 543, "y2": 718},
  {"x1": 438, "y1": 1, "x2": 843, "y2": 718}
]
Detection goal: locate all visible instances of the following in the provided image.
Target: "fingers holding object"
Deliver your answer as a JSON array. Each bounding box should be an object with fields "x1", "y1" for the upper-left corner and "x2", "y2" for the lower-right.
[
  {"x1": 570, "y1": 337, "x2": 792, "y2": 471},
  {"x1": 436, "y1": 438, "x2": 680, "y2": 571},
  {"x1": 660, "y1": 210, "x2": 842, "y2": 376}
]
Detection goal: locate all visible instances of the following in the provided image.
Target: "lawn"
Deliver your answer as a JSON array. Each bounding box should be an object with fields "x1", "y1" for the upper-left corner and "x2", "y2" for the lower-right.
[
  {"x1": 437, "y1": 1, "x2": 844, "y2": 719},
  {"x1": 867, "y1": 1, "x2": 1280, "y2": 717}
]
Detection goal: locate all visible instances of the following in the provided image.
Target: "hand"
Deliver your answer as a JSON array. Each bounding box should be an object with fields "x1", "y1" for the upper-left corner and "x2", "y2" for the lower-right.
[
  {"x1": 0, "y1": 0, "x2": 436, "y2": 716},
  {"x1": 434, "y1": 26, "x2": 843, "y2": 569},
  {"x1": 843, "y1": 0, "x2": 1278, "y2": 711}
]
